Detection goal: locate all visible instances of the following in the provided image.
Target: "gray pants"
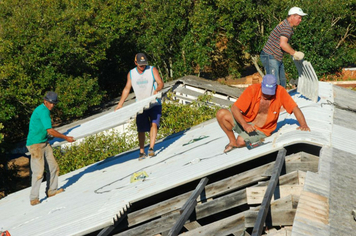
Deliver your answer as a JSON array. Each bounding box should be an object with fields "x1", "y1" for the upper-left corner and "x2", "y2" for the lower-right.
[
  {"x1": 27, "y1": 142, "x2": 59, "y2": 200},
  {"x1": 232, "y1": 117, "x2": 267, "y2": 143}
]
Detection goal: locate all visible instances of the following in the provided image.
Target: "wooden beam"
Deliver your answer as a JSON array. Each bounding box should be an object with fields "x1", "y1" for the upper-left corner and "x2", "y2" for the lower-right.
[
  {"x1": 114, "y1": 152, "x2": 314, "y2": 235},
  {"x1": 178, "y1": 212, "x2": 246, "y2": 236},
  {"x1": 114, "y1": 189, "x2": 247, "y2": 236},
  {"x1": 263, "y1": 154, "x2": 319, "y2": 176},
  {"x1": 184, "y1": 221, "x2": 201, "y2": 231},
  {"x1": 257, "y1": 170, "x2": 306, "y2": 187},
  {"x1": 245, "y1": 195, "x2": 298, "y2": 227},
  {"x1": 251, "y1": 148, "x2": 287, "y2": 236},
  {"x1": 195, "y1": 189, "x2": 247, "y2": 219},
  {"x1": 246, "y1": 185, "x2": 303, "y2": 204},
  {"x1": 180, "y1": 177, "x2": 209, "y2": 214},
  {"x1": 245, "y1": 209, "x2": 296, "y2": 227},
  {"x1": 168, "y1": 177, "x2": 209, "y2": 236},
  {"x1": 127, "y1": 163, "x2": 271, "y2": 227}
]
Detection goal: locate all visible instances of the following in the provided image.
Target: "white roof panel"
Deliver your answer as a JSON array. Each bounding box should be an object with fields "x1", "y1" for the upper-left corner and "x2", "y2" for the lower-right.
[{"x1": 1, "y1": 81, "x2": 355, "y2": 235}]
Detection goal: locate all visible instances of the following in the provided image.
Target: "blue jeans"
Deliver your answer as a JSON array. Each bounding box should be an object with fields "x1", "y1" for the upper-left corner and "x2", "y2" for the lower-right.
[{"x1": 260, "y1": 51, "x2": 286, "y2": 88}]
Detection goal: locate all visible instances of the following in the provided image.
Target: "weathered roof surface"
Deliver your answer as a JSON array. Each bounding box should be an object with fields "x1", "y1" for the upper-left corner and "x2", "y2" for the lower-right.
[
  {"x1": 1, "y1": 81, "x2": 356, "y2": 235},
  {"x1": 292, "y1": 85, "x2": 356, "y2": 236}
]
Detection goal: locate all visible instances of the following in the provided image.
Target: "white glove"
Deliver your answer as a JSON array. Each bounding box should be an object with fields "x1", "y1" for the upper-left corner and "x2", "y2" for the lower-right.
[{"x1": 293, "y1": 51, "x2": 304, "y2": 60}]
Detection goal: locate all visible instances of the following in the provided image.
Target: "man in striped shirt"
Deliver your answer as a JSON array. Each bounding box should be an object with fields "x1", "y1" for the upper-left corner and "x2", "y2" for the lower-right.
[{"x1": 260, "y1": 7, "x2": 307, "y2": 88}]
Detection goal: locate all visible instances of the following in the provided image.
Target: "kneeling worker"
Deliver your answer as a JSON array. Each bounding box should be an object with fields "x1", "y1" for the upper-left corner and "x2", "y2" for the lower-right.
[{"x1": 216, "y1": 74, "x2": 310, "y2": 153}]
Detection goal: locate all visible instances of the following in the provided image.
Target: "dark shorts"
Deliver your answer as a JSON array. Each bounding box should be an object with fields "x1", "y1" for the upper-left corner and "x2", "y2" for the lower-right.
[{"x1": 136, "y1": 105, "x2": 162, "y2": 132}]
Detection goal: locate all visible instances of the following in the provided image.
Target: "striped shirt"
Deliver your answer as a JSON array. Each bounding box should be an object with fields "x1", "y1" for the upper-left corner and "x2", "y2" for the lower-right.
[{"x1": 262, "y1": 19, "x2": 294, "y2": 61}]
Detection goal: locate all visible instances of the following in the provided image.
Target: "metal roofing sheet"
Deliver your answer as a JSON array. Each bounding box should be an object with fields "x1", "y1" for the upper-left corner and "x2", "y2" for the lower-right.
[
  {"x1": 1, "y1": 81, "x2": 355, "y2": 235},
  {"x1": 50, "y1": 92, "x2": 164, "y2": 147}
]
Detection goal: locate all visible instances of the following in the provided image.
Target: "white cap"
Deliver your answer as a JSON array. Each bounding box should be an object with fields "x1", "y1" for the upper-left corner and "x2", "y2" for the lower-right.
[{"x1": 288, "y1": 7, "x2": 307, "y2": 16}]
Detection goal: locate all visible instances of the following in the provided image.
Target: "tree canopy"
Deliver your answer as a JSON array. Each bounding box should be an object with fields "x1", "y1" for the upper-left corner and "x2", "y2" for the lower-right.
[{"x1": 0, "y1": 0, "x2": 355, "y2": 148}]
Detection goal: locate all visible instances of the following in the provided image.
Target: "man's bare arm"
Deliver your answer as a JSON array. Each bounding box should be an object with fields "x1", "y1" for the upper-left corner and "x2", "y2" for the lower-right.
[
  {"x1": 280, "y1": 36, "x2": 295, "y2": 56},
  {"x1": 293, "y1": 106, "x2": 310, "y2": 131},
  {"x1": 47, "y1": 129, "x2": 75, "y2": 142},
  {"x1": 115, "y1": 73, "x2": 132, "y2": 111},
  {"x1": 152, "y1": 67, "x2": 164, "y2": 94}
]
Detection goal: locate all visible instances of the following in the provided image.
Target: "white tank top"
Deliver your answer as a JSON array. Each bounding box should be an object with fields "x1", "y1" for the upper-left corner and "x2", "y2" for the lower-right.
[{"x1": 130, "y1": 66, "x2": 160, "y2": 105}]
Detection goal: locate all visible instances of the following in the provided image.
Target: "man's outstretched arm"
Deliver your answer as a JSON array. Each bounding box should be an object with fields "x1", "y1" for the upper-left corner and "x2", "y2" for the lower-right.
[{"x1": 293, "y1": 106, "x2": 310, "y2": 131}]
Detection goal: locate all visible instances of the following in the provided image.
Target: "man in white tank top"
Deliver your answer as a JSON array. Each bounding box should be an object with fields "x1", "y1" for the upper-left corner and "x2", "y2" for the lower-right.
[{"x1": 115, "y1": 53, "x2": 164, "y2": 160}]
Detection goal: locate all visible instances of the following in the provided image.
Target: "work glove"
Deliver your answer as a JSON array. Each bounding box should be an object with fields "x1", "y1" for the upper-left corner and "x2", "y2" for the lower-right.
[{"x1": 293, "y1": 51, "x2": 304, "y2": 60}]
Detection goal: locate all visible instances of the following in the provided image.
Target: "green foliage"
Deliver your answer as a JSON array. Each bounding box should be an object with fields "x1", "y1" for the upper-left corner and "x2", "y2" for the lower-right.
[
  {"x1": 0, "y1": 0, "x2": 134, "y2": 141},
  {"x1": 159, "y1": 93, "x2": 220, "y2": 137},
  {"x1": 0, "y1": 0, "x2": 355, "y2": 147},
  {"x1": 261, "y1": 0, "x2": 356, "y2": 79},
  {"x1": 54, "y1": 131, "x2": 137, "y2": 174},
  {"x1": 53, "y1": 94, "x2": 220, "y2": 175}
]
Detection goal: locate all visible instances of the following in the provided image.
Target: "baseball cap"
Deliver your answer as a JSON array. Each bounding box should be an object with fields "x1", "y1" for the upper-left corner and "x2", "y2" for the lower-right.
[
  {"x1": 44, "y1": 91, "x2": 59, "y2": 104},
  {"x1": 288, "y1": 7, "x2": 307, "y2": 16},
  {"x1": 135, "y1": 53, "x2": 148, "y2": 66},
  {"x1": 261, "y1": 74, "x2": 277, "y2": 95}
]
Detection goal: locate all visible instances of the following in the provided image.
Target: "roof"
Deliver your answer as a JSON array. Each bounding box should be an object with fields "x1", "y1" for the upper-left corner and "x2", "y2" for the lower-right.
[{"x1": 1, "y1": 79, "x2": 356, "y2": 235}]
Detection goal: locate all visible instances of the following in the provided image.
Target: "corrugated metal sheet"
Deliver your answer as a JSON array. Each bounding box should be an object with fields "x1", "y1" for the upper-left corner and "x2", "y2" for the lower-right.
[
  {"x1": 50, "y1": 92, "x2": 165, "y2": 148},
  {"x1": 294, "y1": 60, "x2": 319, "y2": 102},
  {"x1": 1, "y1": 80, "x2": 356, "y2": 235}
]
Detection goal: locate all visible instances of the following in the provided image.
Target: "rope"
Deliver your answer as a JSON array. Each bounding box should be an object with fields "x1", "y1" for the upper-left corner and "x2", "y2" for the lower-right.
[{"x1": 321, "y1": 100, "x2": 356, "y2": 113}]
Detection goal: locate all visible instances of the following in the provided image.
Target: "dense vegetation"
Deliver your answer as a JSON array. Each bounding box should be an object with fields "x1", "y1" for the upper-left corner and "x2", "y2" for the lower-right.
[
  {"x1": 54, "y1": 93, "x2": 220, "y2": 174},
  {"x1": 0, "y1": 0, "x2": 355, "y2": 150}
]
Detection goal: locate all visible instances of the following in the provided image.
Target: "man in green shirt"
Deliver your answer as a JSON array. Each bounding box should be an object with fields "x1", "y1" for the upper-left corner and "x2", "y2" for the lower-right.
[{"x1": 26, "y1": 91, "x2": 75, "y2": 206}]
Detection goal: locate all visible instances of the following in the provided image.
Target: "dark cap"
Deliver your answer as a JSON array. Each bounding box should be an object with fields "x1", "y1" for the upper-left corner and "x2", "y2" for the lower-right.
[
  {"x1": 135, "y1": 53, "x2": 148, "y2": 66},
  {"x1": 261, "y1": 74, "x2": 277, "y2": 95},
  {"x1": 44, "y1": 91, "x2": 59, "y2": 104}
]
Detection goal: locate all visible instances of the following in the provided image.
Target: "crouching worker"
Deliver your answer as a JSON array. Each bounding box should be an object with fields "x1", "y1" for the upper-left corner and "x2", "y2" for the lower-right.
[
  {"x1": 26, "y1": 91, "x2": 75, "y2": 206},
  {"x1": 216, "y1": 74, "x2": 310, "y2": 153}
]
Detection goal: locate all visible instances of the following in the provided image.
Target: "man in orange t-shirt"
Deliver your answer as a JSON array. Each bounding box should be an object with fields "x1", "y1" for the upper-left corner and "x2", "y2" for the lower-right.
[{"x1": 216, "y1": 74, "x2": 310, "y2": 153}]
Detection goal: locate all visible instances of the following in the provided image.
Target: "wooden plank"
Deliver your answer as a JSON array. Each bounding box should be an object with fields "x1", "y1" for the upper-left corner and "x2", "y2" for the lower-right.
[
  {"x1": 263, "y1": 160, "x2": 318, "y2": 176},
  {"x1": 168, "y1": 178, "x2": 209, "y2": 236},
  {"x1": 180, "y1": 177, "x2": 209, "y2": 214},
  {"x1": 252, "y1": 148, "x2": 287, "y2": 236},
  {"x1": 116, "y1": 151, "x2": 311, "y2": 234},
  {"x1": 270, "y1": 194, "x2": 299, "y2": 211},
  {"x1": 115, "y1": 211, "x2": 181, "y2": 236},
  {"x1": 177, "y1": 212, "x2": 246, "y2": 236},
  {"x1": 297, "y1": 170, "x2": 306, "y2": 185},
  {"x1": 114, "y1": 189, "x2": 247, "y2": 236},
  {"x1": 294, "y1": 191, "x2": 329, "y2": 225},
  {"x1": 262, "y1": 227, "x2": 292, "y2": 236},
  {"x1": 195, "y1": 189, "x2": 247, "y2": 219},
  {"x1": 257, "y1": 170, "x2": 305, "y2": 187},
  {"x1": 285, "y1": 151, "x2": 319, "y2": 163},
  {"x1": 127, "y1": 162, "x2": 272, "y2": 226},
  {"x1": 245, "y1": 195, "x2": 298, "y2": 227},
  {"x1": 168, "y1": 200, "x2": 197, "y2": 236},
  {"x1": 245, "y1": 208, "x2": 296, "y2": 227},
  {"x1": 286, "y1": 162, "x2": 319, "y2": 173},
  {"x1": 184, "y1": 221, "x2": 201, "y2": 231},
  {"x1": 246, "y1": 185, "x2": 303, "y2": 204}
]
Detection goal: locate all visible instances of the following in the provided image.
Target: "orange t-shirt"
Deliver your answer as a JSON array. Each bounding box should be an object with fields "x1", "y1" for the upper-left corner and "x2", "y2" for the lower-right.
[{"x1": 233, "y1": 83, "x2": 297, "y2": 136}]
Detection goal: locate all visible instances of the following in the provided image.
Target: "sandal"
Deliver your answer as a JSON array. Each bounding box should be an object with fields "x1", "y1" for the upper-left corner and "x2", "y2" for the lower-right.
[
  {"x1": 224, "y1": 144, "x2": 238, "y2": 153},
  {"x1": 138, "y1": 152, "x2": 147, "y2": 161}
]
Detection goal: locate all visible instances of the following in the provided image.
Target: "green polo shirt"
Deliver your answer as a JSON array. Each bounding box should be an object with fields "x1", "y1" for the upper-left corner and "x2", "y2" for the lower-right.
[{"x1": 26, "y1": 104, "x2": 52, "y2": 146}]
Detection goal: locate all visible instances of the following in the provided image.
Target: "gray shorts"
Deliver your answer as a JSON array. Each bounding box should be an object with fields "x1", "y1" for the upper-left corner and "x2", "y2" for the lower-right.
[{"x1": 232, "y1": 112, "x2": 267, "y2": 143}]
